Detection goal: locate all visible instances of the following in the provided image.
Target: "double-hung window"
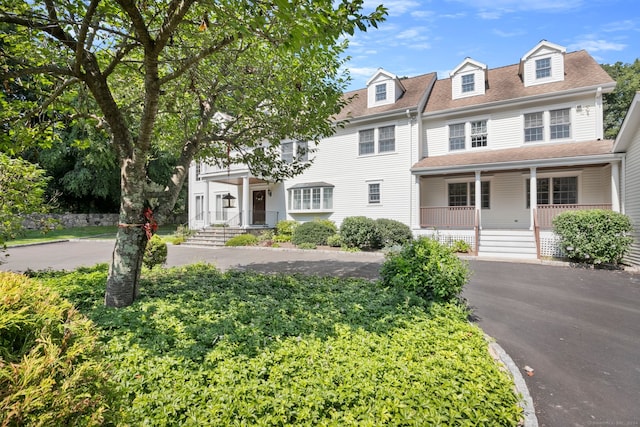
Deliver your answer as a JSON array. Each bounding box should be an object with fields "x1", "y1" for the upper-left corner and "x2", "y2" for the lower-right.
[
  {"x1": 375, "y1": 84, "x2": 387, "y2": 101},
  {"x1": 282, "y1": 141, "x2": 309, "y2": 163},
  {"x1": 471, "y1": 120, "x2": 487, "y2": 148},
  {"x1": 281, "y1": 142, "x2": 294, "y2": 163},
  {"x1": 527, "y1": 176, "x2": 577, "y2": 207},
  {"x1": 289, "y1": 185, "x2": 334, "y2": 211},
  {"x1": 448, "y1": 182, "x2": 490, "y2": 208},
  {"x1": 550, "y1": 108, "x2": 571, "y2": 139},
  {"x1": 368, "y1": 182, "x2": 381, "y2": 204},
  {"x1": 359, "y1": 129, "x2": 375, "y2": 155},
  {"x1": 378, "y1": 125, "x2": 395, "y2": 152},
  {"x1": 461, "y1": 74, "x2": 475, "y2": 93},
  {"x1": 524, "y1": 112, "x2": 544, "y2": 142},
  {"x1": 535, "y1": 58, "x2": 551, "y2": 79},
  {"x1": 449, "y1": 123, "x2": 465, "y2": 151}
]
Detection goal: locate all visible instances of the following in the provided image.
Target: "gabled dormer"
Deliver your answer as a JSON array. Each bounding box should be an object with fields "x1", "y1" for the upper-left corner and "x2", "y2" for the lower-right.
[
  {"x1": 519, "y1": 40, "x2": 566, "y2": 87},
  {"x1": 450, "y1": 58, "x2": 487, "y2": 100},
  {"x1": 366, "y1": 69, "x2": 405, "y2": 108}
]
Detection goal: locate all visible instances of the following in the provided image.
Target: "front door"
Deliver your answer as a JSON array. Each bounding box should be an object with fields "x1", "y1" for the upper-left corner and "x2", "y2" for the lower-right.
[{"x1": 252, "y1": 190, "x2": 266, "y2": 225}]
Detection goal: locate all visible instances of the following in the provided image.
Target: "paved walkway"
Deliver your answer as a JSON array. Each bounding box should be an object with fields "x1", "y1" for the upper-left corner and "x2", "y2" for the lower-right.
[{"x1": 2, "y1": 240, "x2": 639, "y2": 426}]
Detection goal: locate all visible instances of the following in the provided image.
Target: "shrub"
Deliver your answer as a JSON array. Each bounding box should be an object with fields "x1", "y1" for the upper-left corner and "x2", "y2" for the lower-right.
[
  {"x1": 297, "y1": 242, "x2": 317, "y2": 250},
  {"x1": 375, "y1": 218, "x2": 413, "y2": 248},
  {"x1": 275, "y1": 220, "x2": 298, "y2": 238},
  {"x1": 340, "y1": 216, "x2": 381, "y2": 250},
  {"x1": 143, "y1": 234, "x2": 168, "y2": 269},
  {"x1": 225, "y1": 233, "x2": 258, "y2": 247},
  {"x1": 450, "y1": 239, "x2": 471, "y2": 253},
  {"x1": 553, "y1": 209, "x2": 633, "y2": 265},
  {"x1": 326, "y1": 233, "x2": 342, "y2": 247},
  {"x1": 380, "y1": 237, "x2": 469, "y2": 302},
  {"x1": 291, "y1": 220, "x2": 335, "y2": 246},
  {"x1": 0, "y1": 272, "x2": 113, "y2": 426}
]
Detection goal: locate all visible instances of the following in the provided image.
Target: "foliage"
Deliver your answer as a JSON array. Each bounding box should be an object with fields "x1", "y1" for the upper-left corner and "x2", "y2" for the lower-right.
[
  {"x1": 34, "y1": 264, "x2": 522, "y2": 426},
  {"x1": 339, "y1": 216, "x2": 382, "y2": 250},
  {"x1": 297, "y1": 242, "x2": 317, "y2": 249},
  {"x1": 274, "y1": 220, "x2": 299, "y2": 242},
  {"x1": 602, "y1": 60, "x2": 640, "y2": 139},
  {"x1": 0, "y1": 272, "x2": 114, "y2": 425},
  {"x1": 143, "y1": 235, "x2": 168, "y2": 269},
  {"x1": 553, "y1": 209, "x2": 633, "y2": 265},
  {"x1": 375, "y1": 218, "x2": 413, "y2": 248},
  {"x1": 380, "y1": 237, "x2": 470, "y2": 302},
  {"x1": 450, "y1": 239, "x2": 472, "y2": 253},
  {"x1": 0, "y1": 0, "x2": 387, "y2": 306},
  {"x1": 257, "y1": 229, "x2": 274, "y2": 243},
  {"x1": 291, "y1": 220, "x2": 336, "y2": 246},
  {"x1": 0, "y1": 153, "x2": 52, "y2": 250},
  {"x1": 225, "y1": 233, "x2": 259, "y2": 247},
  {"x1": 326, "y1": 233, "x2": 343, "y2": 247},
  {"x1": 166, "y1": 224, "x2": 195, "y2": 245}
]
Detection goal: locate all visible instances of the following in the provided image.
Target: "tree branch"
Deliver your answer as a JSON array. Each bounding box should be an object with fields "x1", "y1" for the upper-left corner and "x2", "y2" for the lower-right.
[
  {"x1": 155, "y1": 0, "x2": 198, "y2": 54},
  {"x1": 75, "y1": 0, "x2": 101, "y2": 75},
  {"x1": 115, "y1": 0, "x2": 155, "y2": 52}
]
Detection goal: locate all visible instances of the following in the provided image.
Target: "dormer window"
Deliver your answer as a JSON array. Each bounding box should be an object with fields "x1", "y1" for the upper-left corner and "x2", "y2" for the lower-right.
[
  {"x1": 462, "y1": 74, "x2": 475, "y2": 93},
  {"x1": 535, "y1": 58, "x2": 551, "y2": 79},
  {"x1": 375, "y1": 84, "x2": 387, "y2": 101}
]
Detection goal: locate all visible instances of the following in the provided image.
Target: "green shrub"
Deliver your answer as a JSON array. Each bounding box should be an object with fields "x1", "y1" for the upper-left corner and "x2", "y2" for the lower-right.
[
  {"x1": 340, "y1": 216, "x2": 381, "y2": 250},
  {"x1": 0, "y1": 272, "x2": 113, "y2": 426},
  {"x1": 258, "y1": 229, "x2": 274, "y2": 242},
  {"x1": 275, "y1": 220, "x2": 298, "y2": 237},
  {"x1": 553, "y1": 209, "x2": 633, "y2": 265},
  {"x1": 297, "y1": 242, "x2": 317, "y2": 250},
  {"x1": 380, "y1": 237, "x2": 469, "y2": 302},
  {"x1": 225, "y1": 233, "x2": 258, "y2": 246},
  {"x1": 326, "y1": 233, "x2": 342, "y2": 247},
  {"x1": 291, "y1": 220, "x2": 335, "y2": 246},
  {"x1": 143, "y1": 234, "x2": 168, "y2": 269},
  {"x1": 450, "y1": 239, "x2": 471, "y2": 253},
  {"x1": 375, "y1": 218, "x2": 413, "y2": 248}
]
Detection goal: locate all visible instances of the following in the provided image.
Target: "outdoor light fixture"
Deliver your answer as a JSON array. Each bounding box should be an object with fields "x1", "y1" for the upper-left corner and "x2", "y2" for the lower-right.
[{"x1": 222, "y1": 192, "x2": 236, "y2": 209}]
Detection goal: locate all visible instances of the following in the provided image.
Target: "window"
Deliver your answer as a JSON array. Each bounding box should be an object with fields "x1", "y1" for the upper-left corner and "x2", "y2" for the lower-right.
[
  {"x1": 462, "y1": 74, "x2": 475, "y2": 93},
  {"x1": 359, "y1": 129, "x2": 375, "y2": 155},
  {"x1": 448, "y1": 182, "x2": 490, "y2": 208},
  {"x1": 195, "y1": 195, "x2": 204, "y2": 221},
  {"x1": 281, "y1": 141, "x2": 294, "y2": 163},
  {"x1": 375, "y1": 84, "x2": 387, "y2": 101},
  {"x1": 471, "y1": 120, "x2": 487, "y2": 148},
  {"x1": 527, "y1": 177, "x2": 577, "y2": 207},
  {"x1": 378, "y1": 125, "x2": 395, "y2": 152},
  {"x1": 535, "y1": 58, "x2": 551, "y2": 79},
  {"x1": 195, "y1": 162, "x2": 202, "y2": 181},
  {"x1": 368, "y1": 182, "x2": 381, "y2": 204},
  {"x1": 449, "y1": 123, "x2": 465, "y2": 151},
  {"x1": 550, "y1": 108, "x2": 571, "y2": 139},
  {"x1": 524, "y1": 112, "x2": 544, "y2": 142},
  {"x1": 288, "y1": 186, "x2": 333, "y2": 211},
  {"x1": 296, "y1": 141, "x2": 309, "y2": 162}
]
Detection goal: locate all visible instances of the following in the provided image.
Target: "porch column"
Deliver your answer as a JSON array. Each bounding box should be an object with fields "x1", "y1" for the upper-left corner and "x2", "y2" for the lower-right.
[
  {"x1": 204, "y1": 180, "x2": 210, "y2": 227},
  {"x1": 242, "y1": 175, "x2": 250, "y2": 228},
  {"x1": 529, "y1": 167, "x2": 537, "y2": 230},
  {"x1": 474, "y1": 171, "x2": 481, "y2": 229},
  {"x1": 611, "y1": 161, "x2": 621, "y2": 213}
]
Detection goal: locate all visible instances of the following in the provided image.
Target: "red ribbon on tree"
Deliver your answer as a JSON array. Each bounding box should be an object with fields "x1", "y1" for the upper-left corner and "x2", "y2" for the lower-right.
[{"x1": 142, "y1": 207, "x2": 158, "y2": 239}]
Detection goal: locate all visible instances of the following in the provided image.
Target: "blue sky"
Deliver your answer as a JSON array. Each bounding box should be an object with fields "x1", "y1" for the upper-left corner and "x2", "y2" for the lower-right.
[{"x1": 342, "y1": 0, "x2": 640, "y2": 91}]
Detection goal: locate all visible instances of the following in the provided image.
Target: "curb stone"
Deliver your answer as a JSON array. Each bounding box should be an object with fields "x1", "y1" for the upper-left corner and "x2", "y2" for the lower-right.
[{"x1": 488, "y1": 340, "x2": 538, "y2": 427}]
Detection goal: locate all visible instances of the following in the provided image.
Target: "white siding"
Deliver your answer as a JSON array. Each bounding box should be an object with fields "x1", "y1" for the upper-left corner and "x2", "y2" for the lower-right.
[
  {"x1": 580, "y1": 166, "x2": 611, "y2": 204},
  {"x1": 624, "y1": 129, "x2": 640, "y2": 266},
  {"x1": 522, "y1": 49, "x2": 564, "y2": 87},
  {"x1": 481, "y1": 172, "x2": 530, "y2": 229},
  {"x1": 488, "y1": 110, "x2": 521, "y2": 150},
  {"x1": 451, "y1": 65, "x2": 485, "y2": 99}
]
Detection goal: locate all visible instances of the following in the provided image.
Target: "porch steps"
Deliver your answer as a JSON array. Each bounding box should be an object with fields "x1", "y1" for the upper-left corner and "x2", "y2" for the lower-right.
[
  {"x1": 478, "y1": 230, "x2": 537, "y2": 260},
  {"x1": 184, "y1": 226, "x2": 247, "y2": 247}
]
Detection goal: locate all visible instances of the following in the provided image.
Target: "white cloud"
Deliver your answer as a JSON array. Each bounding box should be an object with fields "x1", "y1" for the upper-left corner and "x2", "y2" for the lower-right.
[
  {"x1": 410, "y1": 10, "x2": 436, "y2": 19},
  {"x1": 379, "y1": 0, "x2": 422, "y2": 16},
  {"x1": 478, "y1": 10, "x2": 503, "y2": 19},
  {"x1": 408, "y1": 42, "x2": 432, "y2": 50},
  {"x1": 348, "y1": 66, "x2": 382, "y2": 79},
  {"x1": 568, "y1": 38, "x2": 627, "y2": 53},
  {"x1": 448, "y1": 0, "x2": 583, "y2": 12},
  {"x1": 396, "y1": 28, "x2": 420, "y2": 39},
  {"x1": 492, "y1": 29, "x2": 526, "y2": 37},
  {"x1": 602, "y1": 20, "x2": 638, "y2": 33}
]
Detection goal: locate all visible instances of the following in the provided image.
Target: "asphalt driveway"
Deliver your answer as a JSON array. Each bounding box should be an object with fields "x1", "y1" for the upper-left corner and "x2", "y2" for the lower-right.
[{"x1": 2, "y1": 241, "x2": 639, "y2": 426}]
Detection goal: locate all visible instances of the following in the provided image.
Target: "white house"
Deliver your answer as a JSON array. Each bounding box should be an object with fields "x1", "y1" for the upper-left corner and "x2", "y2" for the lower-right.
[{"x1": 189, "y1": 40, "x2": 640, "y2": 263}]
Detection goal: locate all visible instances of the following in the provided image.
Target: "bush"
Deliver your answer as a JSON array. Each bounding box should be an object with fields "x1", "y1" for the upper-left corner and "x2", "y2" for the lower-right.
[
  {"x1": 340, "y1": 216, "x2": 381, "y2": 250},
  {"x1": 0, "y1": 272, "x2": 113, "y2": 426},
  {"x1": 380, "y1": 237, "x2": 469, "y2": 302},
  {"x1": 326, "y1": 233, "x2": 342, "y2": 247},
  {"x1": 450, "y1": 239, "x2": 471, "y2": 253},
  {"x1": 553, "y1": 209, "x2": 633, "y2": 265},
  {"x1": 144, "y1": 234, "x2": 168, "y2": 269},
  {"x1": 375, "y1": 218, "x2": 413, "y2": 248},
  {"x1": 291, "y1": 220, "x2": 336, "y2": 246},
  {"x1": 225, "y1": 233, "x2": 259, "y2": 247},
  {"x1": 275, "y1": 220, "x2": 298, "y2": 239},
  {"x1": 297, "y1": 242, "x2": 317, "y2": 250}
]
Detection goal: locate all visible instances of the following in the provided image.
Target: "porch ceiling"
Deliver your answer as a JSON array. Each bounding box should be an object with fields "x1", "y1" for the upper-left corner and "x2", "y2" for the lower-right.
[{"x1": 412, "y1": 139, "x2": 618, "y2": 175}]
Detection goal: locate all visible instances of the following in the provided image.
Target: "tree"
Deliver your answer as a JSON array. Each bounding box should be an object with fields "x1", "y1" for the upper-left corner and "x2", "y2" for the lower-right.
[
  {"x1": 602, "y1": 60, "x2": 640, "y2": 139},
  {"x1": 1, "y1": 0, "x2": 386, "y2": 307},
  {"x1": 0, "y1": 153, "x2": 50, "y2": 251}
]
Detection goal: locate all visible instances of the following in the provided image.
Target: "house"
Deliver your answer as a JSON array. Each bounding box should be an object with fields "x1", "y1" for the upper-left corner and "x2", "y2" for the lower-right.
[{"x1": 189, "y1": 40, "x2": 634, "y2": 261}]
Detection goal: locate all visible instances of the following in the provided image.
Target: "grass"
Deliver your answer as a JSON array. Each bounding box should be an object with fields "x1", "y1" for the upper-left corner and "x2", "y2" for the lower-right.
[
  {"x1": 31, "y1": 264, "x2": 523, "y2": 426},
  {"x1": 6, "y1": 224, "x2": 181, "y2": 246}
]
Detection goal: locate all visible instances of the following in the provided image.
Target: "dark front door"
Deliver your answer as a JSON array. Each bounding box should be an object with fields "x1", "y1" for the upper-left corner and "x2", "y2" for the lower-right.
[{"x1": 252, "y1": 190, "x2": 266, "y2": 225}]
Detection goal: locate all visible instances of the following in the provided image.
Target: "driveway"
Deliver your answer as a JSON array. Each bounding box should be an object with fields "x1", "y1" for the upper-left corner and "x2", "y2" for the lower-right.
[{"x1": 2, "y1": 241, "x2": 639, "y2": 426}]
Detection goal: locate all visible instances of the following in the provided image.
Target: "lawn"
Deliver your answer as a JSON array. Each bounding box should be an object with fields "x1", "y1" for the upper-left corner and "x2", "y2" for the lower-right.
[
  {"x1": 6, "y1": 224, "x2": 181, "y2": 246},
  {"x1": 28, "y1": 263, "x2": 523, "y2": 426}
]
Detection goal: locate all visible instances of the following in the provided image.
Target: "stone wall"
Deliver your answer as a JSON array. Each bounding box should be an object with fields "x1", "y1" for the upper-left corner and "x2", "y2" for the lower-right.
[{"x1": 23, "y1": 213, "x2": 186, "y2": 229}]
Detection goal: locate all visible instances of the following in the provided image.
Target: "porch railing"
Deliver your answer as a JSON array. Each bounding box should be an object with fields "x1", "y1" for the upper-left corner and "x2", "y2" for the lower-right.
[
  {"x1": 420, "y1": 206, "x2": 476, "y2": 228},
  {"x1": 536, "y1": 204, "x2": 612, "y2": 229}
]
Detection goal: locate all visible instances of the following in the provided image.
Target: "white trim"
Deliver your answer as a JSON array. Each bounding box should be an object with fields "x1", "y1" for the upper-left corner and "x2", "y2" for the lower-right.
[{"x1": 366, "y1": 179, "x2": 383, "y2": 205}]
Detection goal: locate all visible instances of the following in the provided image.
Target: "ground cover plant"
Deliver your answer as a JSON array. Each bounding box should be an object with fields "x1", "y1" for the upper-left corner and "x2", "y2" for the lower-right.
[{"x1": 31, "y1": 264, "x2": 522, "y2": 426}]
